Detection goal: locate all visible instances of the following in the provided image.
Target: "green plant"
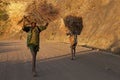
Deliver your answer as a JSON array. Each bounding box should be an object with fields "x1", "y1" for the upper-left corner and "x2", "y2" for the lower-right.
[{"x1": 0, "y1": 9, "x2": 9, "y2": 21}]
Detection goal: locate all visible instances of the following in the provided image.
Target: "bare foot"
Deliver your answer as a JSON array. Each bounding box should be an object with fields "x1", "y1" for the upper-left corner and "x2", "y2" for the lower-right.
[{"x1": 33, "y1": 71, "x2": 37, "y2": 77}]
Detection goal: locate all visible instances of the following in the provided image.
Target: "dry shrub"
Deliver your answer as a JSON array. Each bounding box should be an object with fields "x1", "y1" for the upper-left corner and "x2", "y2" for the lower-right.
[{"x1": 63, "y1": 15, "x2": 83, "y2": 35}]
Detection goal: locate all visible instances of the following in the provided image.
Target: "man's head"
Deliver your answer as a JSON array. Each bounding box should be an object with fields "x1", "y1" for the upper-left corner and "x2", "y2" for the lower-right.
[{"x1": 31, "y1": 22, "x2": 36, "y2": 28}]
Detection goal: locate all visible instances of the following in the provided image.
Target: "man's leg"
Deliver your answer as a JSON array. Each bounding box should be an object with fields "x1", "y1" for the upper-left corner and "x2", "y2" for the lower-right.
[
  {"x1": 32, "y1": 51, "x2": 37, "y2": 73},
  {"x1": 73, "y1": 47, "x2": 76, "y2": 58},
  {"x1": 30, "y1": 49, "x2": 37, "y2": 76},
  {"x1": 73, "y1": 43, "x2": 77, "y2": 59},
  {"x1": 73, "y1": 47, "x2": 76, "y2": 57},
  {"x1": 71, "y1": 46, "x2": 74, "y2": 60}
]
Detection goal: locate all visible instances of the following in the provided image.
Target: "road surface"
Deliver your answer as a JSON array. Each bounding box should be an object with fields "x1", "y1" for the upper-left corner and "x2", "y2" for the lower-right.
[{"x1": 0, "y1": 40, "x2": 120, "y2": 80}]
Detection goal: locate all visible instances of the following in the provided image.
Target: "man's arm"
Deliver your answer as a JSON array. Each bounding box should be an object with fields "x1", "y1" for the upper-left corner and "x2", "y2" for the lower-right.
[
  {"x1": 66, "y1": 32, "x2": 72, "y2": 36},
  {"x1": 22, "y1": 26, "x2": 31, "y2": 32},
  {"x1": 38, "y1": 22, "x2": 49, "y2": 31},
  {"x1": 22, "y1": 17, "x2": 31, "y2": 32}
]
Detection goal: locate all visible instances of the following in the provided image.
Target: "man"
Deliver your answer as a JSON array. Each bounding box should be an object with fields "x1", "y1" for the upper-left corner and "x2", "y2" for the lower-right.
[
  {"x1": 67, "y1": 31, "x2": 77, "y2": 60},
  {"x1": 22, "y1": 19, "x2": 49, "y2": 76}
]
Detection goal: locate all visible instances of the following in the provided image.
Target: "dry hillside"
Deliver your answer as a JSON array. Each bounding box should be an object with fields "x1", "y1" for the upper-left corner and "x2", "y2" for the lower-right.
[{"x1": 0, "y1": 0, "x2": 120, "y2": 53}]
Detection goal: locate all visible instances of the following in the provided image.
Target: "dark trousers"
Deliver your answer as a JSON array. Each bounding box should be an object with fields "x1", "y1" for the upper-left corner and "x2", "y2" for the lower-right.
[
  {"x1": 29, "y1": 45, "x2": 39, "y2": 72},
  {"x1": 30, "y1": 49, "x2": 37, "y2": 72},
  {"x1": 71, "y1": 43, "x2": 77, "y2": 60}
]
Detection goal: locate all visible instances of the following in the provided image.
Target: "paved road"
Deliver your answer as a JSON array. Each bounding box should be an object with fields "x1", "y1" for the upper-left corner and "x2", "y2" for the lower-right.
[{"x1": 0, "y1": 41, "x2": 120, "y2": 80}]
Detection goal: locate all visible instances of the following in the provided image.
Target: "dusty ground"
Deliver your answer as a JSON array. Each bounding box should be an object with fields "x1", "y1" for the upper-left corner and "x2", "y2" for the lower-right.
[
  {"x1": 1, "y1": 0, "x2": 120, "y2": 52},
  {"x1": 0, "y1": 41, "x2": 120, "y2": 80}
]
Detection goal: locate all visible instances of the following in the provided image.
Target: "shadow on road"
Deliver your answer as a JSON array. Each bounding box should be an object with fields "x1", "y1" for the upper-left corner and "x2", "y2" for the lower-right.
[
  {"x1": 0, "y1": 50, "x2": 120, "y2": 80},
  {"x1": 39, "y1": 49, "x2": 93, "y2": 62},
  {"x1": 35, "y1": 51, "x2": 120, "y2": 80},
  {"x1": 0, "y1": 41, "x2": 23, "y2": 53},
  {"x1": 0, "y1": 41, "x2": 20, "y2": 46},
  {"x1": 0, "y1": 41, "x2": 120, "y2": 80},
  {"x1": 0, "y1": 48, "x2": 19, "y2": 53}
]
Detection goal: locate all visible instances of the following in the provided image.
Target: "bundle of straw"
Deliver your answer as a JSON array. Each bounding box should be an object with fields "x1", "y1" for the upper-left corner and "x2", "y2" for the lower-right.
[
  {"x1": 63, "y1": 15, "x2": 83, "y2": 35},
  {"x1": 38, "y1": 1, "x2": 60, "y2": 22},
  {"x1": 24, "y1": 0, "x2": 60, "y2": 24}
]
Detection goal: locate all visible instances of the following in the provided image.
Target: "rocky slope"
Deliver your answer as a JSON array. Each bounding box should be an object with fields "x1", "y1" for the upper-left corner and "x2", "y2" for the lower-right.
[{"x1": 0, "y1": 0, "x2": 120, "y2": 53}]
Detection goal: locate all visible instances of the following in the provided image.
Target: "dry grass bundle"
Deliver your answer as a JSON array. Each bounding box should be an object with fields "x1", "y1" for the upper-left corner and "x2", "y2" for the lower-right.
[
  {"x1": 63, "y1": 15, "x2": 83, "y2": 35},
  {"x1": 25, "y1": 0, "x2": 60, "y2": 24},
  {"x1": 38, "y1": 1, "x2": 59, "y2": 22}
]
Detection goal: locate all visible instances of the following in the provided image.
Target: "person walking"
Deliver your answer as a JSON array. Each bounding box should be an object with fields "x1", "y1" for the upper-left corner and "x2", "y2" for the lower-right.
[
  {"x1": 67, "y1": 31, "x2": 77, "y2": 60},
  {"x1": 22, "y1": 18, "x2": 49, "y2": 77}
]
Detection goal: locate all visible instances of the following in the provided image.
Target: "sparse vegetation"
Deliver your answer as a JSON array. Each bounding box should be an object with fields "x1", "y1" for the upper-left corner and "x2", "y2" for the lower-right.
[
  {"x1": 0, "y1": 9, "x2": 9, "y2": 21},
  {"x1": 0, "y1": 0, "x2": 120, "y2": 54}
]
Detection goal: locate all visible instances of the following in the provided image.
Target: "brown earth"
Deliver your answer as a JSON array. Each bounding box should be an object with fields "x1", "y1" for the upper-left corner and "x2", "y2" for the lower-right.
[{"x1": 0, "y1": 0, "x2": 120, "y2": 53}]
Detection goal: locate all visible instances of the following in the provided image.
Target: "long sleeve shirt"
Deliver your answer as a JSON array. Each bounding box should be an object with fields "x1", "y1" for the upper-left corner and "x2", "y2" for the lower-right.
[{"x1": 22, "y1": 25, "x2": 46, "y2": 48}]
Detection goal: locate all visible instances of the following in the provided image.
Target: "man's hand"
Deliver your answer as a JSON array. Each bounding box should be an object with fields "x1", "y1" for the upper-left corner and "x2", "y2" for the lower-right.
[
  {"x1": 44, "y1": 22, "x2": 49, "y2": 29},
  {"x1": 45, "y1": 22, "x2": 49, "y2": 27},
  {"x1": 66, "y1": 32, "x2": 72, "y2": 36},
  {"x1": 66, "y1": 33, "x2": 70, "y2": 36}
]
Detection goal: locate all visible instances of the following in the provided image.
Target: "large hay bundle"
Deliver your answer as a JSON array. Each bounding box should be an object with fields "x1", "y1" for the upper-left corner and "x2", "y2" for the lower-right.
[
  {"x1": 38, "y1": 1, "x2": 59, "y2": 22},
  {"x1": 24, "y1": 0, "x2": 60, "y2": 25},
  {"x1": 64, "y1": 15, "x2": 83, "y2": 35}
]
